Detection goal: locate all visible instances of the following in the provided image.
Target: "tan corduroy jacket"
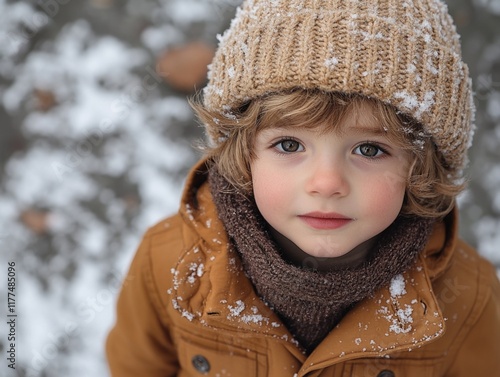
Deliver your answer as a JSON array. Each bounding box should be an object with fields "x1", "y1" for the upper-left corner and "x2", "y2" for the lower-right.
[{"x1": 106, "y1": 161, "x2": 500, "y2": 377}]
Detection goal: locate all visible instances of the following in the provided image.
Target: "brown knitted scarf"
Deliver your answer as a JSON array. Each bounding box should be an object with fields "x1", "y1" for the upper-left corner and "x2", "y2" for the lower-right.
[{"x1": 208, "y1": 167, "x2": 435, "y2": 354}]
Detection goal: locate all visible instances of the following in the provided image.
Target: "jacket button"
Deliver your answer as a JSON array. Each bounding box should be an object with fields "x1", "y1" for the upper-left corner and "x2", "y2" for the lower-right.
[
  {"x1": 192, "y1": 354, "x2": 210, "y2": 373},
  {"x1": 377, "y1": 370, "x2": 395, "y2": 377}
]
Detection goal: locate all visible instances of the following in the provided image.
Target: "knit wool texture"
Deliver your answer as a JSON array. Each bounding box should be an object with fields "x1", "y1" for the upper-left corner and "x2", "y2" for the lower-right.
[
  {"x1": 203, "y1": 0, "x2": 475, "y2": 177},
  {"x1": 209, "y1": 167, "x2": 436, "y2": 354}
]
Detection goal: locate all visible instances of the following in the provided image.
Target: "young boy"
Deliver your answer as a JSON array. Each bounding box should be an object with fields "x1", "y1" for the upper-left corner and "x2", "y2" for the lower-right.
[{"x1": 106, "y1": 0, "x2": 500, "y2": 376}]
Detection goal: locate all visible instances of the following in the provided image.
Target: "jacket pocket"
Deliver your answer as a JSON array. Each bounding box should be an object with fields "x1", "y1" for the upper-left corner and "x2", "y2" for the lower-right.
[
  {"x1": 346, "y1": 356, "x2": 444, "y2": 377},
  {"x1": 177, "y1": 336, "x2": 260, "y2": 377}
]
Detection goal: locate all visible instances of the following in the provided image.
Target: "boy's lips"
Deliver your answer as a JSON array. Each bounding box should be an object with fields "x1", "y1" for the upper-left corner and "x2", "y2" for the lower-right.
[{"x1": 298, "y1": 212, "x2": 353, "y2": 230}]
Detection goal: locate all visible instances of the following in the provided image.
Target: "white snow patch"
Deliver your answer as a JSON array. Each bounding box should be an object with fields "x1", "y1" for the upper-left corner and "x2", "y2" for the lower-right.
[
  {"x1": 389, "y1": 274, "x2": 407, "y2": 297},
  {"x1": 228, "y1": 300, "x2": 245, "y2": 317},
  {"x1": 325, "y1": 57, "x2": 339, "y2": 69},
  {"x1": 393, "y1": 90, "x2": 435, "y2": 119}
]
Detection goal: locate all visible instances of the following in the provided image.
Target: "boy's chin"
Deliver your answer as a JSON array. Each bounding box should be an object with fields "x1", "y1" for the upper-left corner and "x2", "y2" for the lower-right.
[
  {"x1": 269, "y1": 225, "x2": 376, "y2": 269},
  {"x1": 298, "y1": 237, "x2": 377, "y2": 270}
]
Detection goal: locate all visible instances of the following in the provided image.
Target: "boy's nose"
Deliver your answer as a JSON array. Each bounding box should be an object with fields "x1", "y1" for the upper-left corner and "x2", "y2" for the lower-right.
[{"x1": 305, "y1": 158, "x2": 349, "y2": 197}]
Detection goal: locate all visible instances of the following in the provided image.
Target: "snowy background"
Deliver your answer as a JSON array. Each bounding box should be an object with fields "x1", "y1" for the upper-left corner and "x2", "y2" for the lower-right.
[{"x1": 0, "y1": 0, "x2": 499, "y2": 376}]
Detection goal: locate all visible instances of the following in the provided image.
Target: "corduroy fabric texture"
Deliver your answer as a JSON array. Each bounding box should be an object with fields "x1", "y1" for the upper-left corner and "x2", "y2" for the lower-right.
[
  {"x1": 209, "y1": 166, "x2": 436, "y2": 354},
  {"x1": 203, "y1": 0, "x2": 475, "y2": 177}
]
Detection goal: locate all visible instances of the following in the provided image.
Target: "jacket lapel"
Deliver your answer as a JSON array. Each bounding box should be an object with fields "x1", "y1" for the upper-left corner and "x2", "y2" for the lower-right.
[{"x1": 300, "y1": 255, "x2": 445, "y2": 374}]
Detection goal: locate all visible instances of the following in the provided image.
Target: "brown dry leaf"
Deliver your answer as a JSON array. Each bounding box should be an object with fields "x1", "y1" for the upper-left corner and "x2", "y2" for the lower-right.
[
  {"x1": 156, "y1": 41, "x2": 215, "y2": 92},
  {"x1": 34, "y1": 89, "x2": 57, "y2": 112},
  {"x1": 122, "y1": 194, "x2": 140, "y2": 212},
  {"x1": 20, "y1": 209, "x2": 51, "y2": 235}
]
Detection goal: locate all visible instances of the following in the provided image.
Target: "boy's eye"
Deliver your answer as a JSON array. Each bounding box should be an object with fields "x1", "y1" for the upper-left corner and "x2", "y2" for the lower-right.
[
  {"x1": 274, "y1": 139, "x2": 304, "y2": 153},
  {"x1": 354, "y1": 143, "x2": 385, "y2": 157}
]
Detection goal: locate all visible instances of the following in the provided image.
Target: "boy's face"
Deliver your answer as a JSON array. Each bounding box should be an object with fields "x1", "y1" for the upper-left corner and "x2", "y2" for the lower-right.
[{"x1": 251, "y1": 101, "x2": 411, "y2": 259}]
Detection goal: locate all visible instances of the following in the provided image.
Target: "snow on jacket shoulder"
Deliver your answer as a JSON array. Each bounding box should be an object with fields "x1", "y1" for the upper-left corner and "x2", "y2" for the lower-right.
[{"x1": 106, "y1": 160, "x2": 500, "y2": 377}]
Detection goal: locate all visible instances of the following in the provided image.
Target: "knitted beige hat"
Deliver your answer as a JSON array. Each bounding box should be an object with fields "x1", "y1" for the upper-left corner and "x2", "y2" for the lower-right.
[{"x1": 203, "y1": 0, "x2": 475, "y2": 176}]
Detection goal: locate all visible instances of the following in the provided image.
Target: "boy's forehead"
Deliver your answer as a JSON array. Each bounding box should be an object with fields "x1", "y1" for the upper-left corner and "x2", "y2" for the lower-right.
[
  {"x1": 272, "y1": 100, "x2": 388, "y2": 135},
  {"x1": 340, "y1": 105, "x2": 387, "y2": 133}
]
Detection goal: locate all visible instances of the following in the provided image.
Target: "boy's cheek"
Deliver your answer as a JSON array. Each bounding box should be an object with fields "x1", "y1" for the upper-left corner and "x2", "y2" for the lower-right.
[
  {"x1": 253, "y1": 178, "x2": 286, "y2": 210},
  {"x1": 364, "y1": 173, "x2": 407, "y2": 214},
  {"x1": 378, "y1": 170, "x2": 408, "y2": 195}
]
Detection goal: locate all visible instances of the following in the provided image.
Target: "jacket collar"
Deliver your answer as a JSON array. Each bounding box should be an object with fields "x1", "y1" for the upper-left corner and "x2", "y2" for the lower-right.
[
  {"x1": 300, "y1": 254, "x2": 446, "y2": 372},
  {"x1": 179, "y1": 160, "x2": 291, "y2": 325},
  {"x1": 177, "y1": 160, "x2": 454, "y2": 367}
]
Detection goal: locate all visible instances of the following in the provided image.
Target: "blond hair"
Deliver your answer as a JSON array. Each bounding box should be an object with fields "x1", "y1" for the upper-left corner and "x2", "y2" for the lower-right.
[{"x1": 191, "y1": 89, "x2": 464, "y2": 218}]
